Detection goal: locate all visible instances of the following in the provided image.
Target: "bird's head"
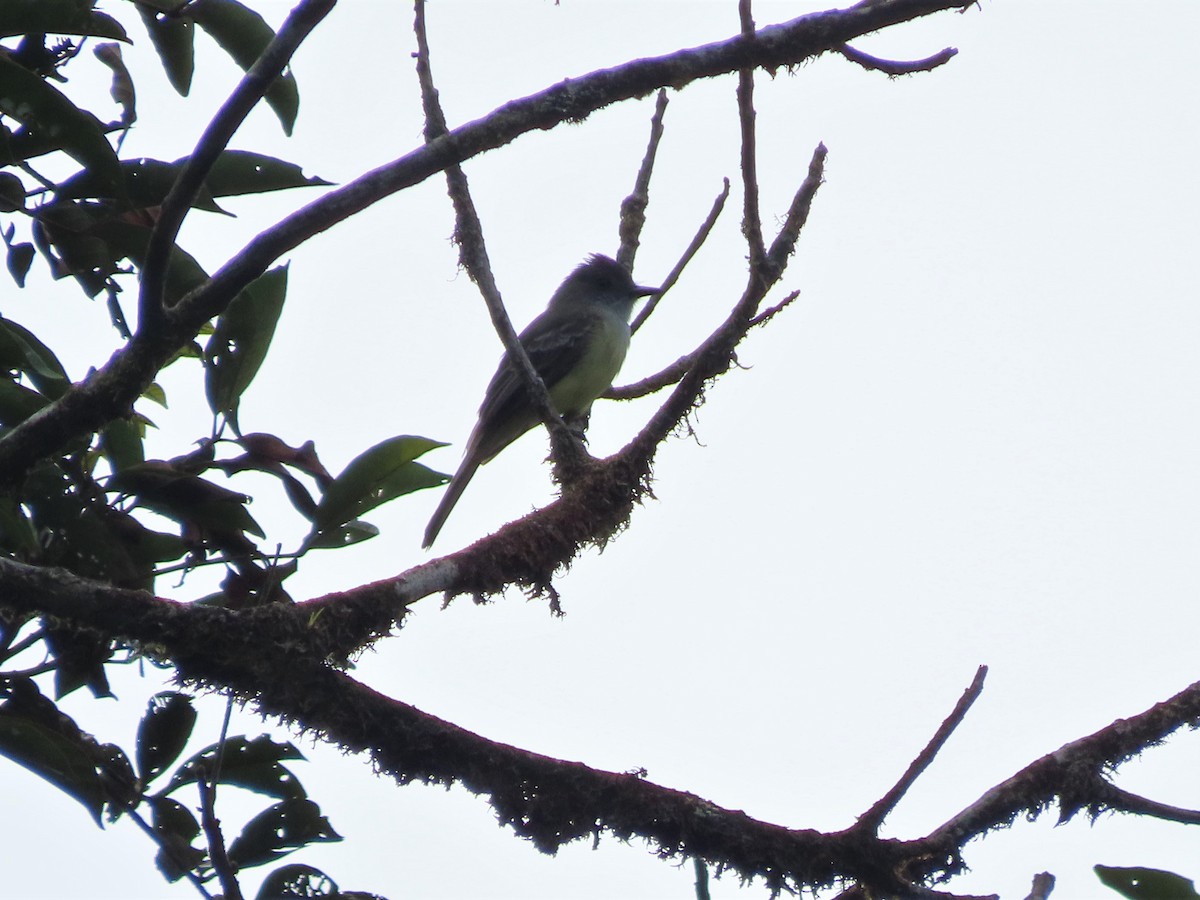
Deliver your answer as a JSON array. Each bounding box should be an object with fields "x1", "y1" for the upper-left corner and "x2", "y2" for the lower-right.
[{"x1": 549, "y1": 254, "x2": 659, "y2": 318}]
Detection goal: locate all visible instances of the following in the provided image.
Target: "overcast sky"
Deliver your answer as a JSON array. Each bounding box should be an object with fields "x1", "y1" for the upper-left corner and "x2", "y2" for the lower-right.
[{"x1": 6, "y1": 2, "x2": 1200, "y2": 898}]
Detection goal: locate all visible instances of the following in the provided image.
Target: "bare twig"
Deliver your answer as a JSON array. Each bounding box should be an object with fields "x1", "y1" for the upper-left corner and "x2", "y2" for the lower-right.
[
  {"x1": 694, "y1": 858, "x2": 711, "y2": 900},
  {"x1": 630, "y1": 177, "x2": 730, "y2": 336},
  {"x1": 139, "y1": 0, "x2": 336, "y2": 329},
  {"x1": 617, "y1": 89, "x2": 669, "y2": 270},
  {"x1": 856, "y1": 665, "x2": 988, "y2": 833},
  {"x1": 1100, "y1": 786, "x2": 1200, "y2": 825},
  {"x1": 622, "y1": 143, "x2": 825, "y2": 479},
  {"x1": 916, "y1": 677, "x2": 1200, "y2": 870},
  {"x1": 606, "y1": 353, "x2": 696, "y2": 401},
  {"x1": 612, "y1": 285, "x2": 797, "y2": 402},
  {"x1": 749, "y1": 289, "x2": 802, "y2": 327},
  {"x1": 1024, "y1": 872, "x2": 1056, "y2": 900},
  {"x1": 122, "y1": 805, "x2": 215, "y2": 899},
  {"x1": 765, "y1": 144, "x2": 827, "y2": 276},
  {"x1": 412, "y1": 0, "x2": 567, "y2": 448},
  {"x1": 736, "y1": 0, "x2": 766, "y2": 271},
  {"x1": 839, "y1": 43, "x2": 958, "y2": 76},
  {"x1": 198, "y1": 778, "x2": 242, "y2": 900}
]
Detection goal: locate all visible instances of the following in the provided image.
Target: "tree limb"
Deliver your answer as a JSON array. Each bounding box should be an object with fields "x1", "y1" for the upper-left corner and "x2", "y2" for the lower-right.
[
  {"x1": 138, "y1": 0, "x2": 336, "y2": 330},
  {"x1": 0, "y1": 0, "x2": 972, "y2": 487}
]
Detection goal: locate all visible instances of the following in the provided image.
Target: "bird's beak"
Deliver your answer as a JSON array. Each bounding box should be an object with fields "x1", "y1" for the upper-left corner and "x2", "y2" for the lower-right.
[{"x1": 634, "y1": 284, "x2": 661, "y2": 297}]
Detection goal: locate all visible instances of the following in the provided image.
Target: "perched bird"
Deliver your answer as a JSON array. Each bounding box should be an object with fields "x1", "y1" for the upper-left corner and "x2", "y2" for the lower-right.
[{"x1": 422, "y1": 254, "x2": 659, "y2": 548}]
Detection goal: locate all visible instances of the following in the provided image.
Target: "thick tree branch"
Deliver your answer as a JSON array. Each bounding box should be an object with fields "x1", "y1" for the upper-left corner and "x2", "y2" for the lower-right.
[
  {"x1": 138, "y1": 0, "x2": 336, "y2": 330},
  {"x1": 168, "y1": 640, "x2": 1200, "y2": 896},
  {"x1": 5, "y1": 548, "x2": 1200, "y2": 895},
  {"x1": 0, "y1": 0, "x2": 969, "y2": 488}
]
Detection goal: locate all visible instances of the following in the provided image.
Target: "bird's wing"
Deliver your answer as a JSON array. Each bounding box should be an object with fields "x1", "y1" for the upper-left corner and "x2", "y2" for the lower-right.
[{"x1": 470, "y1": 310, "x2": 597, "y2": 462}]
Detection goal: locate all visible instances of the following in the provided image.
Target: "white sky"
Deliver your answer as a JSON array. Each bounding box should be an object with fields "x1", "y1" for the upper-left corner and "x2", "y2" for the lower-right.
[{"x1": 5, "y1": 1, "x2": 1200, "y2": 898}]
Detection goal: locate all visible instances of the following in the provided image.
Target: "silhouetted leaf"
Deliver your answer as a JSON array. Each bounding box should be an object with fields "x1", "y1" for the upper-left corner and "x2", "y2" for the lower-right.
[
  {"x1": 190, "y1": 0, "x2": 300, "y2": 135},
  {"x1": 0, "y1": 682, "x2": 108, "y2": 823},
  {"x1": 205, "y1": 265, "x2": 288, "y2": 433},
  {"x1": 146, "y1": 795, "x2": 205, "y2": 881},
  {"x1": 0, "y1": 318, "x2": 70, "y2": 397},
  {"x1": 108, "y1": 462, "x2": 265, "y2": 539},
  {"x1": 304, "y1": 519, "x2": 379, "y2": 551},
  {"x1": 0, "y1": 378, "x2": 47, "y2": 427},
  {"x1": 256, "y1": 864, "x2": 343, "y2": 899},
  {"x1": 229, "y1": 434, "x2": 332, "y2": 484},
  {"x1": 6, "y1": 242, "x2": 34, "y2": 286},
  {"x1": 136, "y1": 693, "x2": 197, "y2": 785},
  {"x1": 204, "y1": 150, "x2": 331, "y2": 195},
  {"x1": 0, "y1": 172, "x2": 25, "y2": 211},
  {"x1": 137, "y1": 5, "x2": 195, "y2": 95},
  {"x1": 311, "y1": 436, "x2": 449, "y2": 533},
  {"x1": 58, "y1": 157, "x2": 227, "y2": 213},
  {"x1": 228, "y1": 798, "x2": 341, "y2": 870},
  {"x1": 101, "y1": 418, "x2": 146, "y2": 472},
  {"x1": 1096, "y1": 866, "x2": 1200, "y2": 900},
  {"x1": 94, "y1": 43, "x2": 135, "y2": 127},
  {"x1": 143, "y1": 382, "x2": 168, "y2": 407},
  {"x1": 0, "y1": 496, "x2": 38, "y2": 555},
  {"x1": 165, "y1": 734, "x2": 307, "y2": 800},
  {"x1": 0, "y1": 0, "x2": 129, "y2": 42},
  {"x1": 0, "y1": 56, "x2": 120, "y2": 185},
  {"x1": 44, "y1": 626, "x2": 112, "y2": 698}
]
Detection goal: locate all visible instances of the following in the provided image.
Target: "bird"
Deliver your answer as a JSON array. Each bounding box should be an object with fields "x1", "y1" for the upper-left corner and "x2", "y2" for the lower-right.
[{"x1": 422, "y1": 254, "x2": 659, "y2": 548}]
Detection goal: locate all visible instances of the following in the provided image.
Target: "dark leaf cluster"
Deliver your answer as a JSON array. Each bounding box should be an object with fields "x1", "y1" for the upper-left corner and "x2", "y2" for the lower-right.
[{"x1": 0, "y1": 682, "x2": 373, "y2": 895}]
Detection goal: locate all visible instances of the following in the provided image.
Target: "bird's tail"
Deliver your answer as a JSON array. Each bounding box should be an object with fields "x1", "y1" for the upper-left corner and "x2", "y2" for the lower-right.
[{"x1": 422, "y1": 455, "x2": 481, "y2": 549}]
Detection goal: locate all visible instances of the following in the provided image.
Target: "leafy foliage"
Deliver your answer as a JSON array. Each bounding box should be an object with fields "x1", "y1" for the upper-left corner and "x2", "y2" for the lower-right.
[
  {"x1": 0, "y1": 683, "x2": 358, "y2": 891},
  {"x1": 0, "y1": 3, "x2": 436, "y2": 894}
]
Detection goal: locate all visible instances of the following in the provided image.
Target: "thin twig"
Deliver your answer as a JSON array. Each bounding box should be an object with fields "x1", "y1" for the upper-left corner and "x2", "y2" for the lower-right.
[
  {"x1": 630, "y1": 177, "x2": 730, "y2": 335},
  {"x1": 122, "y1": 805, "x2": 215, "y2": 899},
  {"x1": 412, "y1": 0, "x2": 568, "y2": 449},
  {"x1": 1100, "y1": 785, "x2": 1200, "y2": 825},
  {"x1": 617, "y1": 89, "x2": 668, "y2": 270},
  {"x1": 839, "y1": 43, "x2": 958, "y2": 77},
  {"x1": 749, "y1": 289, "x2": 801, "y2": 327},
  {"x1": 613, "y1": 284, "x2": 796, "y2": 402},
  {"x1": 1024, "y1": 872, "x2": 1056, "y2": 900},
  {"x1": 197, "y1": 778, "x2": 242, "y2": 900},
  {"x1": 736, "y1": 0, "x2": 766, "y2": 271},
  {"x1": 919, "y1": 676, "x2": 1200, "y2": 861},
  {"x1": 765, "y1": 145, "x2": 827, "y2": 276},
  {"x1": 694, "y1": 858, "x2": 711, "y2": 900},
  {"x1": 857, "y1": 666, "x2": 988, "y2": 833},
  {"x1": 139, "y1": 0, "x2": 336, "y2": 330},
  {"x1": 606, "y1": 354, "x2": 696, "y2": 401},
  {"x1": 623, "y1": 144, "x2": 825, "y2": 463}
]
